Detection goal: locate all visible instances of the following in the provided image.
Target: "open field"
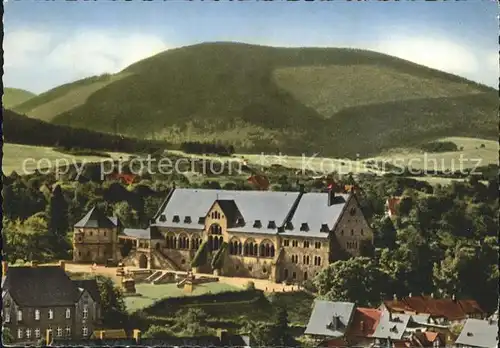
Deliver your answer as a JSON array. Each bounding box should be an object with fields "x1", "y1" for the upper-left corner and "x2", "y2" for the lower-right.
[
  {"x1": 125, "y1": 282, "x2": 240, "y2": 313},
  {"x1": 2, "y1": 143, "x2": 132, "y2": 175},
  {"x1": 371, "y1": 137, "x2": 498, "y2": 171}
]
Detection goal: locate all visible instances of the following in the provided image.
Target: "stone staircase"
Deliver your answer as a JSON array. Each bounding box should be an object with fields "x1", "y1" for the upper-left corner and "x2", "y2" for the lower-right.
[
  {"x1": 145, "y1": 270, "x2": 163, "y2": 283},
  {"x1": 150, "y1": 249, "x2": 180, "y2": 271},
  {"x1": 152, "y1": 271, "x2": 176, "y2": 285}
]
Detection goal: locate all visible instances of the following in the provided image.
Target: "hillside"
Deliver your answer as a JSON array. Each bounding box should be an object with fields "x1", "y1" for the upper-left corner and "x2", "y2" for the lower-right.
[
  {"x1": 2, "y1": 88, "x2": 36, "y2": 109},
  {"x1": 2, "y1": 109, "x2": 166, "y2": 154},
  {"x1": 17, "y1": 42, "x2": 497, "y2": 157}
]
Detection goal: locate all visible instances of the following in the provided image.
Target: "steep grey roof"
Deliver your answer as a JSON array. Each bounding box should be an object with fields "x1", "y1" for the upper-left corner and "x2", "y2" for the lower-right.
[
  {"x1": 455, "y1": 319, "x2": 499, "y2": 348},
  {"x1": 75, "y1": 206, "x2": 117, "y2": 228},
  {"x1": 152, "y1": 188, "x2": 350, "y2": 238},
  {"x1": 304, "y1": 300, "x2": 356, "y2": 337},
  {"x1": 152, "y1": 188, "x2": 300, "y2": 233},
  {"x1": 72, "y1": 279, "x2": 101, "y2": 304},
  {"x1": 410, "y1": 313, "x2": 431, "y2": 324},
  {"x1": 122, "y1": 227, "x2": 163, "y2": 240},
  {"x1": 3, "y1": 266, "x2": 80, "y2": 307},
  {"x1": 372, "y1": 311, "x2": 411, "y2": 340},
  {"x1": 285, "y1": 193, "x2": 349, "y2": 238}
]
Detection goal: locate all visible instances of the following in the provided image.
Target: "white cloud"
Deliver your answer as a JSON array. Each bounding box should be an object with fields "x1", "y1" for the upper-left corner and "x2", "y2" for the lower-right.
[
  {"x1": 4, "y1": 29, "x2": 169, "y2": 93},
  {"x1": 369, "y1": 35, "x2": 497, "y2": 88}
]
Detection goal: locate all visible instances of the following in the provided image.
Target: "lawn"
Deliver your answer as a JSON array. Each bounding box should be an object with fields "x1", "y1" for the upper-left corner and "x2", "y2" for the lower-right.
[
  {"x1": 2, "y1": 143, "x2": 131, "y2": 175},
  {"x1": 124, "y1": 282, "x2": 240, "y2": 313}
]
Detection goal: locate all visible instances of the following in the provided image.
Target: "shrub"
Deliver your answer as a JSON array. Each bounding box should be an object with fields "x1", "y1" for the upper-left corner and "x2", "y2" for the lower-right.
[{"x1": 246, "y1": 281, "x2": 256, "y2": 290}]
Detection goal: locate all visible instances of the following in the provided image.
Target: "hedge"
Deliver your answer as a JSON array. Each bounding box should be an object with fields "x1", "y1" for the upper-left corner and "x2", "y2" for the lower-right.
[{"x1": 191, "y1": 240, "x2": 208, "y2": 267}]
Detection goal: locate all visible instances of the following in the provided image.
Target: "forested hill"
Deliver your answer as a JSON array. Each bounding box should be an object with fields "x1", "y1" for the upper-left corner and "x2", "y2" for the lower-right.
[
  {"x1": 14, "y1": 42, "x2": 498, "y2": 157},
  {"x1": 2, "y1": 109, "x2": 166, "y2": 153}
]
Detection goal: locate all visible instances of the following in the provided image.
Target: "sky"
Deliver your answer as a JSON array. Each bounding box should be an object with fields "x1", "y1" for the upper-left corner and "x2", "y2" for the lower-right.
[{"x1": 3, "y1": 0, "x2": 498, "y2": 94}]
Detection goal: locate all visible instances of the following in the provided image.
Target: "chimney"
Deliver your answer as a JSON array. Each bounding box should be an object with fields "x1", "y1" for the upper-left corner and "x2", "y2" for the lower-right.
[
  {"x1": 452, "y1": 294, "x2": 456, "y2": 302},
  {"x1": 59, "y1": 260, "x2": 66, "y2": 272},
  {"x1": 327, "y1": 188, "x2": 335, "y2": 206},
  {"x1": 393, "y1": 294, "x2": 398, "y2": 301},
  {"x1": 133, "y1": 329, "x2": 141, "y2": 344},
  {"x1": 408, "y1": 292, "x2": 412, "y2": 298},
  {"x1": 299, "y1": 184, "x2": 305, "y2": 193},
  {"x1": 46, "y1": 329, "x2": 53, "y2": 346},
  {"x1": 431, "y1": 293, "x2": 435, "y2": 298},
  {"x1": 2, "y1": 261, "x2": 8, "y2": 275}
]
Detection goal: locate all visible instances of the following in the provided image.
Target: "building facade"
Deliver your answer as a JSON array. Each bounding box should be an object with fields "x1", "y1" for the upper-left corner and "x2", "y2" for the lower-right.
[
  {"x1": 75, "y1": 188, "x2": 374, "y2": 283},
  {"x1": 72, "y1": 207, "x2": 121, "y2": 264},
  {"x1": 1, "y1": 262, "x2": 101, "y2": 344}
]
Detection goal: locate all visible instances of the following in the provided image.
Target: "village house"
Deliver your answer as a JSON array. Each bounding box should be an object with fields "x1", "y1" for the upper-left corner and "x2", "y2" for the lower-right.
[
  {"x1": 454, "y1": 318, "x2": 498, "y2": 348},
  {"x1": 1, "y1": 261, "x2": 101, "y2": 344},
  {"x1": 305, "y1": 300, "x2": 457, "y2": 348},
  {"x1": 380, "y1": 294, "x2": 486, "y2": 325},
  {"x1": 385, "y1": 197, "x2": 401, "y2": 218},
  {"x1": 73, "y1": 187, "x2": 375, "y2": 283}
]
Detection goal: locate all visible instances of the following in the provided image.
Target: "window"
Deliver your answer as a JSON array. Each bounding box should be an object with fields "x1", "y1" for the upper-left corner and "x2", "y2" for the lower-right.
[
  {"x1": 291, "y1": 255, "x2": 298, "y2": 263},
  {"x1": 103, "y1": 231, "x2": 107, "y2": 237},
  {"x1": 89, "y1": 231, "x2": 93, "y2": 236},
  {"x1": 65, "y1": 326, "x2": 71, "y2": 336},
  {"x1": 340, "y1": 230, "x2": 344, "y2": 236},
  {"x1": 303, "y1": 241, "x2": 310, "y2": 248},
  {"x1": 17, "y1": 329, "x2": 23, "y2": 339},
  {"x1": 65, "y1": 308, "x2": 71, "y2": 319},
  {"x1": 48, "y1": 309, "x2": 54, "y2": 320},
  {"x1": 314, "y1": 256, "x2": 322, "y2": 266},
  {"x1": 35, "y1": 309, "x2": 40, "y2": 320},
  {"x1": 83, "y1": 305, "x2": 88, "y2": 319},
  {"x1": 283, "y1": 239, "x2": 289, "y2": 247},
  {"x1": 351, "y1": 229, "x2": 354, "y2": 236},
  {"x1": 360, "y1": 229, "x2": 364, "y2": 236},
  {"x1": 315, "y1": 241, "x2": 321, "y2": 249},
  {"x1": 5, "y1": 311, "x2": 10, "y2": 323},
  {"x1": 82, "y1": 326, "x2": 88, "y2": 337},
  {"x1": 57, "y1": 327, "x2": 63, "y2": 337},
  {"x1": 35, "y1": 328, "x2": 41, "y2": 338},
  {"x1": 292, "y1": 240, "x2": 298, "y2": 247},
  {"x1": 303, "y1": 255, "x2": 310, "y2": 265},
  {"x1": 292, "y1": 272, "x2": 296, "y2": 279},
  {"x1": 17, "y1": 310, "x2": 22, "y2": 321},
  {"x1": 26, "y1": 328, "x2": 32, "y2": 339}
]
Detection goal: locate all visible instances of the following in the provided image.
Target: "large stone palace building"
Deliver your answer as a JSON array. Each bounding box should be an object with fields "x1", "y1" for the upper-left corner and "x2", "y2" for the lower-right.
[{"x1": 72, "y1": 188, "x2": 374, "y2": 283}]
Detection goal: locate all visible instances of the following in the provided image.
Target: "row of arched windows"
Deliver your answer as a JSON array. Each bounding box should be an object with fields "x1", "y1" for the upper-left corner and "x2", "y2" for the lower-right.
[
  {"x1": 228, "y1": 240, "x2": 275, "y2": 258},
  {"x1": 208, "y1": 235, "x2": 224, "y2": 251},
  {"x1": 209, "y1": 224, "x2": 222, "y2": 235},
  {"x1": 166, "y1": 235, "x2": 203, "y2": 250}
]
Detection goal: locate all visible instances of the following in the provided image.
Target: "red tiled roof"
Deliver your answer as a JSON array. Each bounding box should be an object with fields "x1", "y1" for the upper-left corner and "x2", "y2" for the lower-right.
[
  {"x1": 383, "y1": 299, "x2": 415, "y2": 313},
  {"x1": 423, "y1": 331, "x2": 440, "y2": 342},
  {"x1": 392, "y1": 340, "x2": 411, "y2": 348},
  {"x1": 384, "y1": 295, "x2": 484, "y2": 321},
  {"x1": 387, "y1": 197, "x2": 401, "y2": 215},
  {"x1": 347, "y1": 307, "x2": 382, "y2": 337}
]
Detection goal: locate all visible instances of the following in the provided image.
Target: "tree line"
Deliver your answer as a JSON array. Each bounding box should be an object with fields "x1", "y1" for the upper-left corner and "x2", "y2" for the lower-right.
[{"x1": 180, "y1": 141, "x2": 235, "y2": 156}]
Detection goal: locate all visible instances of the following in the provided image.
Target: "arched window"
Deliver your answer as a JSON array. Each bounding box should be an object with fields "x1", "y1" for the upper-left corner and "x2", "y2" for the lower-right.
[
  {"x1": 209, "y1": 223, "x2": 222, "y2": 235},
  {"x1": 253, "y1": 244, "x2": 258, "y2": 256}
]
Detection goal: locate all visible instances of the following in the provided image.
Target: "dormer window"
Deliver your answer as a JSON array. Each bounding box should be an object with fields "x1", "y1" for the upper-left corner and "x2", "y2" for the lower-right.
[
  {"x1": 159, "y1": 214, "x2": 166, "y2": 222},
  {"x1": 268, "y1": 221, "x2": 276, "y2": 229},
  {"x1": 389, "y1": 325, "x2": 398, "y2": 333},
  {"x1": 184, "y1": 216, "x2": 192, "y2": 224},
  {"x1": 320, "y1": 224, "x2": 329, "y2": 232},
  {"x1": 349, "y1": 208, "x2": 356, "y2": 216},
  {"x1": 466, "y1": 332, "x2": 473, "y2": 337},
  {"x1": 198, "y1": 217, "x2": 205, "y2": 224},
  {"x1": 300, "y1": 223, "x2": 309, "y2": 232},
  {"x1": 172, "y1": 215, "x2": 180, "y2": 223},
  {"x1": 253, "y1": 220, "x2": 262, "y2": 228},
  {"x1": 236, "y1": 218, "x2": 245, "y2": 226},
  {"x1": 327, "y1": 315, "x2": 341, "y2": 330},
  {"x1": 285, "y1": 222, "x2": 294, "y2": 230}
]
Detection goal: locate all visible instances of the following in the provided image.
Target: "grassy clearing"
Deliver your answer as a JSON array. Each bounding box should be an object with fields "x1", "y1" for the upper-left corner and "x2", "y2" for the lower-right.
[
  {"x1": 3, "y1": 88, "x2": 36, "y2": 108},
  {"x1": 18, "y1": 73, "x2": 130, "y2": 122},
  {"x1": 273, "y1": 65, "x2": 483, "y2": 118},
  {"x1": 2, "y1": 143, "x2": 131, "y2": 175},
  {"x1": 124, "y1": 282, "x2": 240, "y2": 313}
]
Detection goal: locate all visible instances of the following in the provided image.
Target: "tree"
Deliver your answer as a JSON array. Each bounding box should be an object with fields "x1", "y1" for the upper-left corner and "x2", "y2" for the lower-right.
[
  {"x1": 2, "y1": 327, "x2": 13, "y2": 344},
  {"x1": 170, "y1": 308, "x2": 215, "y2": 336},
  {"x1": 47, "y1": 185, "x2": 69, "y2": 241},
  {"x1": 95, "y1": 275, "x2": 127, "y2": 327},
  {"x1": 114, "y1": 201, "x2": 139, "y2": 228},
  {"x1": 273, "y1": 306, "x2": 294, "y2": 347},
  {"x1": 314, "y1": 257, "x2": 391, "y2": 307}
]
